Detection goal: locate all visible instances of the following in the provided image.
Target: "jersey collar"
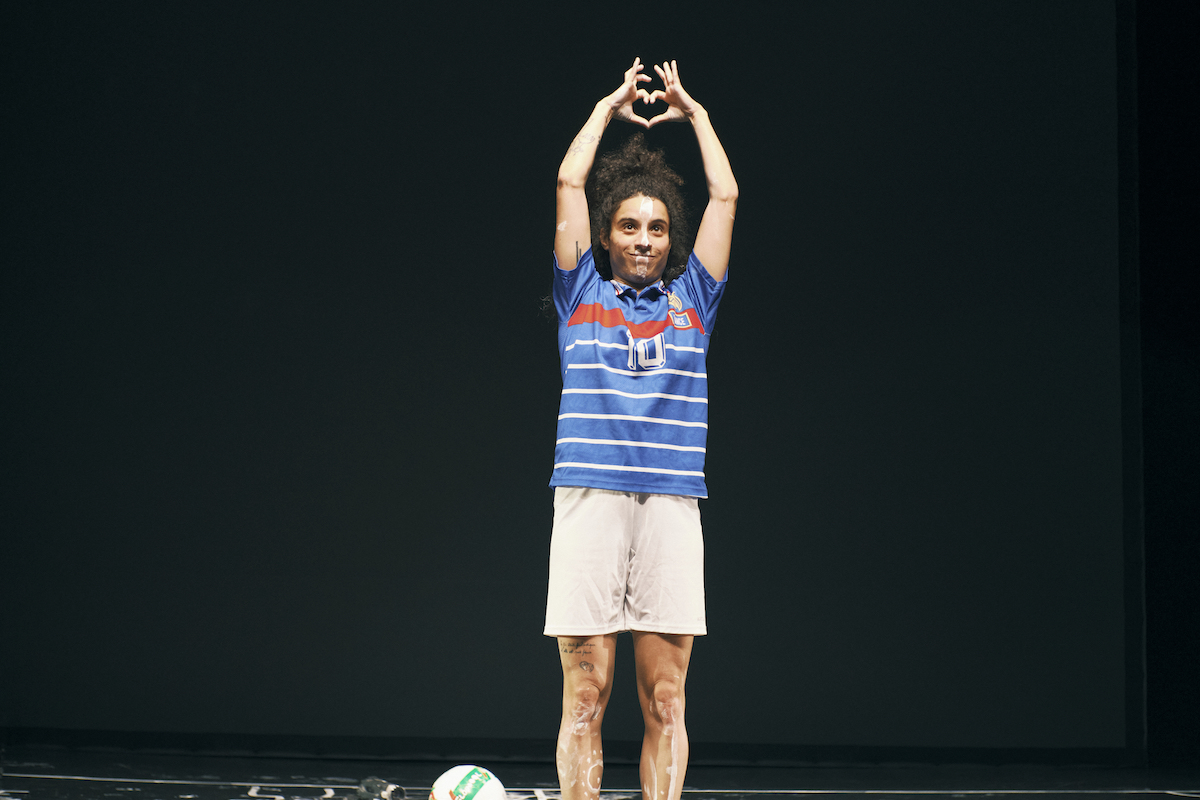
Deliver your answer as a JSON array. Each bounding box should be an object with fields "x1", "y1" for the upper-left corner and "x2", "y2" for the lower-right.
[{"x1": 610, "y1": 279, "x2": 667, "y2": 299}]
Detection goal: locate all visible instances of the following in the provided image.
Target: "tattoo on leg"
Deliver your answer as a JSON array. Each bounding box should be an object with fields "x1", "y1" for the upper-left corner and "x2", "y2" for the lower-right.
[
  {"x1": 560, "y1": 640, "x2": 594, "y2": 656},
  {"x1": 579, "y1": 661, "x2": 594, "y2": 672}
]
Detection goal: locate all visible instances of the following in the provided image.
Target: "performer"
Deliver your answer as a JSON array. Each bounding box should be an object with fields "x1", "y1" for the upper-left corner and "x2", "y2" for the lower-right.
[{"x1": 545, "y1": 58, "x2": 738, "y2": 800}]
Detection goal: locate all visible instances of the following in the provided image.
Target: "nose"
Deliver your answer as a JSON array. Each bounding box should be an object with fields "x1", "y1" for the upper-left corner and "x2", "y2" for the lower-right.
[{"x1": 636, "y1": 229, "x2": 651, "y2": 249}]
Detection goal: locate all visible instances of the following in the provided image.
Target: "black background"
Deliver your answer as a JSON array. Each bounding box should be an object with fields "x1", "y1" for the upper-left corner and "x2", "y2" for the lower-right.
[{"x1": 2, "y1": 0, "x2": 1196, "y2": 765}]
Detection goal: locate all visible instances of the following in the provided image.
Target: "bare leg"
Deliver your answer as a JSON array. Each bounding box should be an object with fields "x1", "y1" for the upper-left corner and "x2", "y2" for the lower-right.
[
  {"x1": 556, "y1": 634, "x2": 617, "y2": 800},
  {"x1": 633, "y1": 632, "x2": 693, "y2": 800}
]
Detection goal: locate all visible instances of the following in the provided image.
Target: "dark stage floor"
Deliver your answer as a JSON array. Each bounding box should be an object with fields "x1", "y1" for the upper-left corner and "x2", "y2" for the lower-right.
[{"x1": 3, "y1": 747, "x2": 1200, "y2": 800}]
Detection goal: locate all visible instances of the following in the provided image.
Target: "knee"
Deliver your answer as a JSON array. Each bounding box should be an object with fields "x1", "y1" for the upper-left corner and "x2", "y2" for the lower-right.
[
  {"x1": 568, "y1": 680, "x2": 602, "y2": 712},
  {"x1": 564, "y1": 680, "x2": 604, "y2": 734},
  {"x1": 647, "y1": 679, "x2": 684, "y2": 726}
]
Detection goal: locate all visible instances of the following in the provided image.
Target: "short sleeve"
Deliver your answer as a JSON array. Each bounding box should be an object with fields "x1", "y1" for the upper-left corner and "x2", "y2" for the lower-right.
[
  {"x1": 672, "y1": 252, "x2": 727, "y2": 334},
  {"x1": 552, "y1": 247, "x2": 600, "y2": 321}
]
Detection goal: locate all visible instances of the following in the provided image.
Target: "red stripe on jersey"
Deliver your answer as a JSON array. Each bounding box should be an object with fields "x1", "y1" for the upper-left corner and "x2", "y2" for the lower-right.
[{"x1": 567, "y1": 303, "x2": 706, "y2": 337}]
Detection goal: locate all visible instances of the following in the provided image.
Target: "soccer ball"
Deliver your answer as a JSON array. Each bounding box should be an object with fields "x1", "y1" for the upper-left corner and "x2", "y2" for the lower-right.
[{"x1": 429, "y1": 765, "x2": 507, "y2": 800}]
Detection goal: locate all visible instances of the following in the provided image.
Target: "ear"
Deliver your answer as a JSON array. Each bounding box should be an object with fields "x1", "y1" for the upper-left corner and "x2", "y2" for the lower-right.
[{"x1": 599, "y1": 230, "x2": 610, "y2": 250}]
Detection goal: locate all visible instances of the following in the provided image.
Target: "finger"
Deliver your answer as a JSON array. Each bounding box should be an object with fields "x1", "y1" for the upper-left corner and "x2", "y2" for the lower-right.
[
  {"x1": 628, "y1": 113, "x2": 652, "y2": 129},
  {"x1": 653, "y1": 62, "x2": 667, "y2": 83},
  {"x1": 637, "y1": 88, "x2": 652, "y2": 104},
  {"x1": 647, "y1": 89, "x2": 666, "y2": 104},
  {"x1": 646, "y1": 111, "x2": 671, "y2": 128}
]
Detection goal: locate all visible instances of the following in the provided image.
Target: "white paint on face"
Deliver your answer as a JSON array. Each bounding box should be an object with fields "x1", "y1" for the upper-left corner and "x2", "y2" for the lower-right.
[
  {"x1": 631, "y1": 196, "x2": 654, "y2": 276},
  {"x1": 609, "y1": 194, "x2": 669, "y2": 288},
  {"x1": 635, "y1": 196, "x2": 654, "y2": 266}
]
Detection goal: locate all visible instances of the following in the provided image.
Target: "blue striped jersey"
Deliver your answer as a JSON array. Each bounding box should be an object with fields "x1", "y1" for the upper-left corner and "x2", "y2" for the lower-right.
[{"x1": 549, "y1": 247, "x2": 727, "y2": 497}]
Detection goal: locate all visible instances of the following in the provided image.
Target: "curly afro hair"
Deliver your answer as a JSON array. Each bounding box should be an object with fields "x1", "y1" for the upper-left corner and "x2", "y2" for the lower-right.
[{"x1": 587, "y1": 132, "x2": 692, "y2": 284}]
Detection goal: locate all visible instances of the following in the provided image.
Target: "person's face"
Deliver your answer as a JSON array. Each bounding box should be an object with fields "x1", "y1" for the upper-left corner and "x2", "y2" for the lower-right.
[{"x1": 601, "y1": 194, "x2": 670, "y2": 288}]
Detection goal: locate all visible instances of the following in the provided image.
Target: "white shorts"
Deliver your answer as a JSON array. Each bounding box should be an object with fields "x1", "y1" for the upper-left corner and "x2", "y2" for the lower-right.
[{"x1": 544, "y1": 486, "x2": 706, "y2": 637}]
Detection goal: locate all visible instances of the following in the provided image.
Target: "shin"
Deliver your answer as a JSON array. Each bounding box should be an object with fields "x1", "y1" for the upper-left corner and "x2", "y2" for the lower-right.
[
  {"x1": 556, "y1": 635, "x2": 615, "y2": 800},
  {"x1": 634, "y1": 633, "x2": 693, "y2": 800}
]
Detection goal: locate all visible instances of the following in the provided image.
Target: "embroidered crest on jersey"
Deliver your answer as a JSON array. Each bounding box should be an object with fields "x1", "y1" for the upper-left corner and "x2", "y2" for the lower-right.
[
  {"x1": 669, "y1": 310, "x2": 693, "y2": 330},
  {"x1": 666, "y1": 291, "x2": 694, "y2": 329}
]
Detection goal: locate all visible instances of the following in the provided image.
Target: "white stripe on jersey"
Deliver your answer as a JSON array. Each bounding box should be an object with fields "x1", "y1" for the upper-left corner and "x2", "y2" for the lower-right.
[
  {"x1": 558, "y1": 413, "x2": 708, "y2": 429},
  {"x1": 561, "y1": 388, "x2": 708, "y2": 404},
  {"x1": 567, "y1": 363, "x2": 708, "y2": 379},
  {"x1": 556, "y1": 437, "x2": 707, "y2": 453},
  {"x1": 564, "y1": 338, "x2": 704, "y2": 355},
  {"x1": 565, "y1": 338, "x2": 629, "y2": 352},
  {"x1": 553, "y1": 461, "x2": 707, "y2": 478}
]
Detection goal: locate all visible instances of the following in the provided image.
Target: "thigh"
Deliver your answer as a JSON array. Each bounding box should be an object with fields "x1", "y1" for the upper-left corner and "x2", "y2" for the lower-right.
[
  {"x1": 558, "y1": 634, "x2": 619, "y2": 706},
  {"x1": 625, "y1": 494, "x2": 706, "y2": 635},
  {"x1": 632, "y1": 632, "x2": 693, "y2": 707},
  {"x1": 545, "y1": 487, "x2": 634, "y2": 637}
]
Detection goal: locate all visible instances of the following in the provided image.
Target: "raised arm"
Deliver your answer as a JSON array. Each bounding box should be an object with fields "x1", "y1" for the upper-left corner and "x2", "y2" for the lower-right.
[
  {"x1": 554, "y1": 59, "x2": 652, "y2": 273},
  {"x1": 647, "y1": 61, "x2": 738, "y2": 281}
]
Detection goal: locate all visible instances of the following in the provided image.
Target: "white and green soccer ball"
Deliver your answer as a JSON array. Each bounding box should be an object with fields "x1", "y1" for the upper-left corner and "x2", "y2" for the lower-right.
[{"x1": 429, "y1": 765, "x2": 507, "y2": 800}]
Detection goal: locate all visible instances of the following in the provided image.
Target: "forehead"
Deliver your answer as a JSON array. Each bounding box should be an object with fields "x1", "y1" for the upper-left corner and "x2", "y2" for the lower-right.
[{"x1": 613, "y1": 194, "x2": 669, "y2": 222}]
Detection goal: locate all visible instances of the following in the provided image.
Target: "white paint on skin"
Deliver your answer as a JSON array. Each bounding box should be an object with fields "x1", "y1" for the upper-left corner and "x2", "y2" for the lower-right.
[
  {"x1": 639, "y1": 196, "x2": 653, "y2": 220},
  {"x1": 647, "y1": 692, "x2": 683, "y2": 800},
  {"x1": 557, "y1": 745, "x2": 581, "y2": 790},
  {"x1": 633, "y1": 196, "x2": 654, "y2": 276},
  {"x1": 659, "y1": 714, "x2": 677, "y2": 800},
  {"x1": 587, "y1": 757, "x2": 603, "y2": 793},
  {"x1": 667, "y1": 712, "x2": 681, "y2": 800},
  {"x1": 570, "y1": 701, "x2": 594, "y2": 735},
  {"x1": 560, "y1": 699, "x2": 603, "y2": 799},
  {"x1": 670, "y1": 696, "x2": 686, "y2": 800},
  {"x1": 558, "y1": 221, "x2": 568, "y2": 231}
]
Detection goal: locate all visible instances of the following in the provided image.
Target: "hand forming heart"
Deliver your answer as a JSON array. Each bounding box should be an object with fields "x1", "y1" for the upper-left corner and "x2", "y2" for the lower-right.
[{"x1": 604, "y1": 58, "x2": 702, "y2": 129}]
